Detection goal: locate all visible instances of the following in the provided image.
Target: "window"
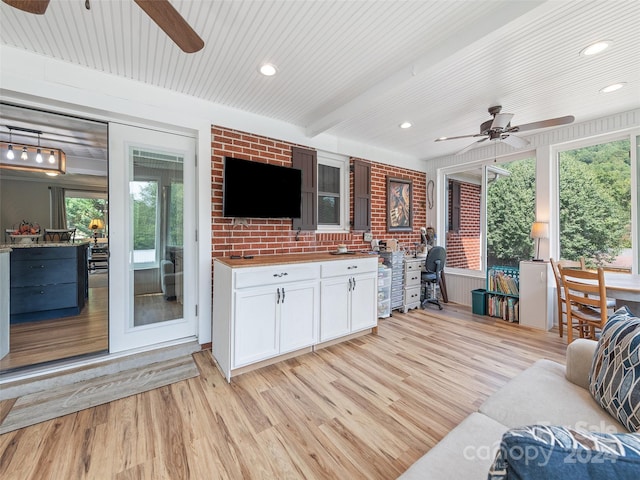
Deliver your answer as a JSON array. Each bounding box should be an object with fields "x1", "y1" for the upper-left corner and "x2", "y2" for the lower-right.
[
  {"x1": 166, "y1": 181, "x2": 183, "y2": 247},
  {"x1": 443, "y1": 155, "x2": 535, "y2": 272},
  {"x1": 318, "y1": 164, "x2": 340, "y2": 225},
  {"x1": 64, "y1": 190, "x2": 108, "y2": 239},
  {"x1": 317, "y1": 151, "x2": 349, "y2": 232},
  {"x1": 557, "y1": 138, "x2": 631, "y2": 271},
  {"x1": 131, "y1": 179, "x2": 159, "y2": 268}
]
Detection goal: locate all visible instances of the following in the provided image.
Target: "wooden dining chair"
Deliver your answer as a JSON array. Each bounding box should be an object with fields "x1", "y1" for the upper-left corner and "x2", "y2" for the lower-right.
[
  {"x1": 560, "y1": 266, "x2": 609, "y2": 344},
  {"x1": 550, "y1": 257, "x2": 585, "y2": 338},
  {"x1": 44, "y1": 228, "x2": 76, "y2": 242}
]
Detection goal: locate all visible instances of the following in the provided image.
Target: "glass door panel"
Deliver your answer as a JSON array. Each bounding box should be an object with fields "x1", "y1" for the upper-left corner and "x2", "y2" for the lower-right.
[{"x1": 109, "y1": 123, "x2": 195, "y2": 353}]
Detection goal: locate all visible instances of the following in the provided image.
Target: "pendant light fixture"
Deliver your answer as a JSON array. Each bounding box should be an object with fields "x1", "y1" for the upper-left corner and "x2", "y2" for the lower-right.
[
  {"x1": 6, "y1": 129, "x2": 14, "y2": 160},
  {"x1": 35, "y1": 132, "x2": 43, "y2": 163},
  {"x1": 1, "y1": 125, "x2": 66, "y2": 175}
]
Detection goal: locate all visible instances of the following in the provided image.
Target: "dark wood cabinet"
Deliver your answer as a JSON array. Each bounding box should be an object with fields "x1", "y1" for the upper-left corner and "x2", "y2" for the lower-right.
[{"x1": 9, "y1": 243, "x2": 88, "y2": 323}]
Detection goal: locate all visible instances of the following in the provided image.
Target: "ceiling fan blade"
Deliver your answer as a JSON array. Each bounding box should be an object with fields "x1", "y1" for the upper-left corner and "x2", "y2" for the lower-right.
[
  {"x1": 435, "y1": 133, "x2": 485, "y2": 142},
  {"x1": 134, "y1": 0, "x2": 204, "y2": 53},
  {"x1": 2, "y1": 0, "x2": 49, "y2": 14},
  {"x1": 500, "y1": 134, "x2": 529, "y2": 149},
  {"x1": 456, "y1": 137, "x2": 488, "y2": 155},
  {"x1": 490, "y1": 113, "x2": 513, "y2": 130},
  {"x1": 511, "y1": 115, "x2": 575, "y2": 133}
]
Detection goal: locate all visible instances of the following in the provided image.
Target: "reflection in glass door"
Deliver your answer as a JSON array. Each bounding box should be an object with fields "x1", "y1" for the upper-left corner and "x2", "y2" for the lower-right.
[
  {"x1": 131, "y1": 150, "x2": 184, "y2": 326},
  {"x1": 109, "y1": 123, "x2": 195, "y2": 353}
]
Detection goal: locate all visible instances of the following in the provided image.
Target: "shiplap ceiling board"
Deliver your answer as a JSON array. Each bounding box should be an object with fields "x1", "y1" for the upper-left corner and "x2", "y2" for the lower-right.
[{"x1": 0, "y1": 0, "x2": 638, "y2": 162}]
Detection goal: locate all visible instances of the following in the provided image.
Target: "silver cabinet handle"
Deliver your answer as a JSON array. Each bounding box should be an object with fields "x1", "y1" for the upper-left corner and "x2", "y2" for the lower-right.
[
  {"x1": 277, "y1": 288, "x2": 281, "y2": 304},
  {"x1": 348, "y1": 278, "x2": 353, "y2": 291},
  {"x1": 352, "y1": 277, "x2": 356, "y2": 290},
  {"x1": 282, "y1": 288, "x2": 285, "y2": 303},
  {"x1": 30, "y1": 265, "x2": 45, "y2": 269},
  {"x1": 347, "y1": 265, "x2": 358, "y2": 270},
  {"x1": 272, "y1": 272, "x2": 289, "y2": 278}
]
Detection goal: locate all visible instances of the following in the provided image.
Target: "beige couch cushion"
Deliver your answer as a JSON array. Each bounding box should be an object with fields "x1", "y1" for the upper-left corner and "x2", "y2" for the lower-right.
[
  {"x1": 398, "y1": 412, "x2": 508, "y2": 480},
  {"x1": 479, "y1": 359, "x2": 626, "y2": 433}
]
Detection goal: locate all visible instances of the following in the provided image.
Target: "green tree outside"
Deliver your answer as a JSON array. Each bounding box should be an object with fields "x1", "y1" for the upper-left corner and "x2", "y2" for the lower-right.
[{"x1": 486, "y1": 139, "x2": 630, "y2": 268}]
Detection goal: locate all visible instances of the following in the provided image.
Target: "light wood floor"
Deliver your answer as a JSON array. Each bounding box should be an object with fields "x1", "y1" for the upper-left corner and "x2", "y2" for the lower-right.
[
  {"x1": 1, "y1": 277, "x2": 183, "y2": 372},
  {"x1": 0, "y1": 305, "x2": 567, "y2": 479},
  {"x1": 0, "y1": 286, "x2": 109, "y2": 372}
]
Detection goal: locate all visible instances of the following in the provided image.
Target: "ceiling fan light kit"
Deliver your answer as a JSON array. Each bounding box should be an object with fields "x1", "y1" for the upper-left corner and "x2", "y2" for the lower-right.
[
  {"x1": 435, "y1": 105, "x2": 575, "y2": 155},
  {"x1": 2, "y1": 0, "x2": 205, "y2": 53}
]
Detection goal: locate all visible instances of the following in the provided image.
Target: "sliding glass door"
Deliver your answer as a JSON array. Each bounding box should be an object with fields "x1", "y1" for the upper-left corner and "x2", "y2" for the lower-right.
[{"x1": 109, "y1": 123, "x2": 196, "y2": 352}]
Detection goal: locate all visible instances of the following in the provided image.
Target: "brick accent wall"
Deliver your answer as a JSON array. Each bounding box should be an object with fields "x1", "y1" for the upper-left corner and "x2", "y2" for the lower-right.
[
  {"x1": 446, "y1": 181, "x2": 481, "y2": 269},
  {"x1": 211, "y1": 126, "x2": 427, "y2": 259}
]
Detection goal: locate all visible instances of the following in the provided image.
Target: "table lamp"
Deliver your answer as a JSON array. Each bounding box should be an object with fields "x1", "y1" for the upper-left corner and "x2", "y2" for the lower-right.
[
  {"x1": 88, "y1": 218, "x2": 104, "y2": 246},
  {"x1": 530, "y1": 221, "x2": 549, "y2": 262}
]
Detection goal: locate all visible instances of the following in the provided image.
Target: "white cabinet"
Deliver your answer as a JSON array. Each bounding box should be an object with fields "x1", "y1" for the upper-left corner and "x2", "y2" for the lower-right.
[
  {"x1": 320, "y1": 257, "x2": 378, "y2": 342},
  {"x1": 320, "y1": 277, "x2": 351, "y2": 341},
  {"x1": 403, "y1": 257, "x2": 423, "y2": 312},
  {"x1": 234, "y1": 280, "x2": 318, "y2": 367},
  {"x1": 212, "y1": 254, "x2": 378, "y2": 381},
  {"x1": 519, "y1": 261, "x2": 554, "y2": 330},
  {"x1": 234, "y1": 287, "x2": 279, "y2": 367}
]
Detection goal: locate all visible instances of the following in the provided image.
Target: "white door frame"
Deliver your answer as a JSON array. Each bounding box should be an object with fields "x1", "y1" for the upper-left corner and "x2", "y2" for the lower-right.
[{"x1": 109, "y1": 122, "x2": 197, "y2": 352}]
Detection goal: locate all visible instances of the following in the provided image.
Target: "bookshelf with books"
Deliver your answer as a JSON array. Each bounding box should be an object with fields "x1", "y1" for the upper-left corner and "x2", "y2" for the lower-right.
[{"x1": 486, "y1": 266, "x2": 519, "y2": 323}]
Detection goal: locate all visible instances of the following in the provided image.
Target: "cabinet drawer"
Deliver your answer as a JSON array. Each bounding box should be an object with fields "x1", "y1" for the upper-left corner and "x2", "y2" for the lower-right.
[
  {"x1": 321, "y1": 258, "x2": 377, "y2": 278},
  {"x1": 404, "y1": 260, "x2": 423, "y2": 272},
  {"x1": 11, "y1": 246, "x2": 77, "y2": 261},
  {"x1": 404, "y1": 286, "x2": 421, "y2": 305},
  {"x1": 405, "y1": 270, "x2": 421, "y2": 286},
  {"x1": 10, "y1": 283, "x2": 77, "y2": 314},
  {"x1": 235, "y1": 263, "x2": 320, "y2": 289},
  {"x1": 10, "y1": 258, "x2": 77, "y2": 287}
]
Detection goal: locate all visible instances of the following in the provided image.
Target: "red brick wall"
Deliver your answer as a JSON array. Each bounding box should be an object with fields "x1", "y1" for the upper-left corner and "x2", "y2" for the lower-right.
[
  {"x1": 446, "y1": 181, "x2": 481, "y2": 269},
  {"x1": 211, "y1": 126, "x2": 427, "y2": 259}
]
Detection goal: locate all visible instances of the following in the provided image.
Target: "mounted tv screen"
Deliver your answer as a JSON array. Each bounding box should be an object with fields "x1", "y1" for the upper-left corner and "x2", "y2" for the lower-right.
[{"x1": 223, "y1": 157, "x2": 302, "y2": 218}]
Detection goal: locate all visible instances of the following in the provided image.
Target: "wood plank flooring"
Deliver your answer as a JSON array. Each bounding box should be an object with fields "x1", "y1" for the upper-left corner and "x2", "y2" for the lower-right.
[
  {"x1": 0, "y1": 286, "x2": 109, "y2": 372},
  {"x1": 1, "y1": 276, "x2": 182, "y2": 372},
  {"x1": 0, "y1": 305, "x2": 567, "y2": 479}
]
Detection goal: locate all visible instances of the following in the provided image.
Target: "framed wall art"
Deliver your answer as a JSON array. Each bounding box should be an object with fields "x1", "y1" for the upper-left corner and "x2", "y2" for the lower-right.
[{"x1": 387, "y1": 176, "x2": 413, "y2": 232}]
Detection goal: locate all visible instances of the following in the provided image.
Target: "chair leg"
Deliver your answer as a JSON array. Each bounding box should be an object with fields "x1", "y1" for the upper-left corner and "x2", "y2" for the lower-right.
[{"x1": 421, "y1": 282, "x2": 443, "y2": 310}]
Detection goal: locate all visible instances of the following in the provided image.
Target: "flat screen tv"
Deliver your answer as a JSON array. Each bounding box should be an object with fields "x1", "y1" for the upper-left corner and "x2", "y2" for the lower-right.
[{"x1": 223, "y1": 157, "x2": 302, "y2": 218}]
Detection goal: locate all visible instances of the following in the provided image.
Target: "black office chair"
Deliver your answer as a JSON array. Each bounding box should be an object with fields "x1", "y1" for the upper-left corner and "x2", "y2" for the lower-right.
[{"x1": 421, "y1": 246, "x2": 446, "y2": 310}]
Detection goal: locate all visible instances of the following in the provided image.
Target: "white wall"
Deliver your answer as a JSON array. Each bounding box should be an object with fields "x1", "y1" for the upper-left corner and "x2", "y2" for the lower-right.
[{"x1": 0, "y1": 178, "x2": 50, "y2": 233}]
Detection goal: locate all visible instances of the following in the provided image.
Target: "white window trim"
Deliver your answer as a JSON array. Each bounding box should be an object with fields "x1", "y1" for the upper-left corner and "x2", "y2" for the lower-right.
[{"x1": 317, "y1": 151, "x2": 350, "y2": 233}]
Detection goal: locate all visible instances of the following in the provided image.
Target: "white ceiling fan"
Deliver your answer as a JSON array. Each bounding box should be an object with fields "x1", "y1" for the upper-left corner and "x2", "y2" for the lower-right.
[{"x1": 436, "y1": 106, "x2": 575, "y2": 155}]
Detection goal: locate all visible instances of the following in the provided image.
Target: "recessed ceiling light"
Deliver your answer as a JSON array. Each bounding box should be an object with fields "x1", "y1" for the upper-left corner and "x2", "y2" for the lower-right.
[
  {"x1": 600, "y1": 82, "x2": 626, "y2": 93},
  {"x1": 259, "y1": 63, "x2": 278, "y2": 76},
  {"x1": 399, "y1": 122, "x2": 412, "y2": 129},
  {"x1": 580, "y1": 40, "x2": 612, "y2": 57}
]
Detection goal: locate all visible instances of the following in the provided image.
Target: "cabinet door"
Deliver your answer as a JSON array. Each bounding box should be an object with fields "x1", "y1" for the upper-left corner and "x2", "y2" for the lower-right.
[
  {"x1": 320, "y1": 277, "x2": 350, "y2": 342},
  {"x1": 350, "y1": 272, "x2": 377, "y2": 332},
  {"x1": 279, "y1": 281, "x2": 318, "y2": 354},
  {"x1": 234, "y1": 287, "x2": 279, "y2": 367}
]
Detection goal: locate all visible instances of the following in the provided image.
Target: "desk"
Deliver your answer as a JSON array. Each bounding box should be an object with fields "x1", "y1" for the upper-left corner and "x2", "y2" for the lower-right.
[{"x1": 604, "y1": 272, "x2": 640, "y2": 315}]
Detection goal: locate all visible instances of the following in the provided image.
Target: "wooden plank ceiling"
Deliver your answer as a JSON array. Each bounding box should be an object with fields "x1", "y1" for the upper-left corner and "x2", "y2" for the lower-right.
[{"x1": 0, "y1": 0, "x2": 638, "y2": 161}]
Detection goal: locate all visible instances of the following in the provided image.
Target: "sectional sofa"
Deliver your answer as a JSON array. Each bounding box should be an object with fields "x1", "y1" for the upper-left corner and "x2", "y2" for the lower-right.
[{"x1": 399, "y1": 312, "x2": 639, "y2": 479}]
